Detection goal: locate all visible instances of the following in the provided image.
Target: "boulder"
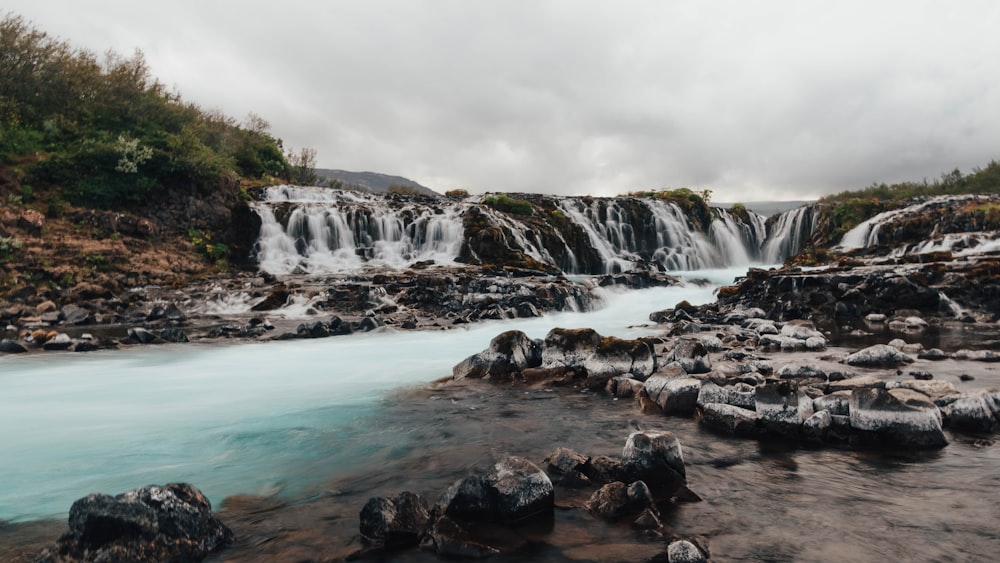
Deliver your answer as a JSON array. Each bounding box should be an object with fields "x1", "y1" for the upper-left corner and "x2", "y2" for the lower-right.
[
  {"x1": 359, "y1": 491, "x2": 431, "y2": 548},
  {"x1": 780, "y1": 319, "x2": 823, "y2": 340},
  {"x1": 621, "y1": 431, "x2": 686, "y2": 498},
  {"x1": 643, "y1": 373, "x2": 702, "y2": 416},
  {"x1": 666, "y1": 337, "x2": 712, "y2": 374},
  {"x1": 42, "y1": 333, "x2": 73, "y2": 351},
  {"x1": 543, "y1": 447, "x2": 591, "y2": 487},
  {"x1": 802, "y1": 410, "x2": 832, "y2": 444},
  {"x1": 440, "y1": 456, "x2": 554, "y2": 524},
  {"x1": 954, "y1": 349, "x2": 1000, "y2": 362},
  {"x1": 0, "y1": 338, "x2": 29, "y2": 353},
  {"x1": 606, "y1": 376, "x2": 645, "y2": 399},
  {"x1": 849, "y1": 388, "x2": 947, "y2": 448},
  {"x1": 60, "y1": 304, "x2": 91, "y2": 325},
  {"x1": 941, "y1": 390, "x2": 1000, "y2": 433},
  {"x1": 845, "y1": 344, "x2": 912, "y2": 367},
  {"x1": 813, "y1": 391, "x2": 852, "y2": 416},
  {"x1": 585, "y1": 480, "x2": 657, "y2": 520},
  {"x1": 755, "y1": 381, "x2": 814, "y2": 436},
  {"x1": 127, "y1": 327, "x2": 161, "y2": 345},
  {"x1": 699, "y1": 403, "x2": 759, "y2": 436},
  {"x1": 159, "y1": 328, "x2": 189, "y2": 343},
  {"x1": 37, "y1": 483, "x2": 231, "y2": 563},
  {"x1": 697, "y1": 381, "x2": 756, "y2": 410},
  {"x1": 453, "y1": 330, "x2": 542, "y2": 381},
  {"x1": 540, "y1": 328, "x2": 656, "y2": 381},
  {"x1": 778, "y1": 364, "x2": 828, "y2": 380},
  {"x1": 251, "y1": 284, "x2": 290, "y2": 311},
  {"x1": 827, "y1": 375, "x2": 886, "y2": 392},
  {"x1": 581, "y1": 455, "x2": 625, "y2": 484},
  {"x1": 918, "y1": 348, "x2": 948, "y2": 361},
  {"x1": 668, "y1": 539, "x2": 709, "y2": 563}
]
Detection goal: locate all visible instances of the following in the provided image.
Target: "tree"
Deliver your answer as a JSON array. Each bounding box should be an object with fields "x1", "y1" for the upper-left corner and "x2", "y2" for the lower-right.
[{"x1": 288, "y1": 147, "x2": 319, "y2": 185}]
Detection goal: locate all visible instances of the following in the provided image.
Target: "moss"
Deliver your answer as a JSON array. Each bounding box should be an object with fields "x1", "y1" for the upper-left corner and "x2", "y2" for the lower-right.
[{"x1": 482, "y1": 194, "x2": 533, "y2": 216}]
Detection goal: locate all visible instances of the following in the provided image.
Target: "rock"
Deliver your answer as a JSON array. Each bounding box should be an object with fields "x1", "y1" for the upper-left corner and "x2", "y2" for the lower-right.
[
  {"x1": 755, "y1": 381, "x2": 814, "y2": 436},
  {"x1": 632, "y1": 507, "x2": 663, "y2": 529},
  {"x1": 581, "y1": 455, "x2": 625, "y2": 484},
  {"x1": 543, "y1": 447, "x2": 591, "y2": 487},
  {"x1": 954, "y1": 349, "x2": 1000, "y2": 362},
  {"x1": 606, "y1": 376, "x2": 645, "y2": 399},
  {"x1": 251, "y1": 284, "x2": 291, "y2": 312},
  {"x1": 357, "y1": 316, "x2": 382, "y2": 332},
  {"x1": 17, "y1": 209, "x2": 45, "y2": 232},
  {"x1": 805, "y1": 336, "x2": 827, "y2": 351},
  {"x1": 621, "y1": 431, "x2": 686, "y2": 499},
  {"x1": 667, "y1": 539, "x2": 709, "y2": 563},
  {"x1": 441, "y1": 456, "x2": 554, "y2": 524},
  {"x1": 697, "y1": 381, "x2": 756, "y2": 410},
  {"x1": 941, "y1": 391, "x2": 1000, "y2": 433},
  {"x1": 849, "y1": 388, "x2": 947, "y2": 448},
  {"x1": 780, "y1": 319, "x2": 823, "y2": 340},
  {"x1": 918, "y1": 348, "x2": 948, "y2": 361},
  {"x1": 1, "y1": 338, "x2": 29, "y2": 353},
  {"x1": 699, "y1": 403, "x2": 759, "y2": 436},
  {"x1": 428, "y1": 516, "x2": 500, "y2": 559},
  {"x1": 127, "y1": 327, "x2": 161, "y2": 344},
  {"x1": 487, "y1": 456, "x2": 554, "y2": 522},
  {"x1": 359, "y1": 491, "x2": 431, "y2": 548},
  {"x1": 893, "y1": 379, "x2": 958, "y2": 401},
  {"x1": 698, "y1": 334, "x2": 726, "y2": 352},
  {"x1": 37, "y1": 483, "x2": 231, "y2": 562},
  {"x1": 845, "y1": 344, "x2": 913, "y2": 367},
  {"x1": 453, "y1": 330, "x2": 542, "y2": 380},
  {"x1": 813, "y1": 391, "x2": 852, "y2": 416},
  {"x1": 643, "y1": 373, "x2": 701, "y2": 416},
  {"x1": 159, "y1": 328, "x2": 189, "y2": 343},
  {"x1": 910, "y1": 370, "x2": 933, "y2": 381},
  {"x1": 778, "y1": 364, "x2": 828, "y2": 380},
  {"x1": 42, "y1": 333, "x2": 73, "y2": 351},
  {"x1": 585, "y1": 482, "x2": 630, "y2": 519},
  {"x1": 74, "y1": 341, "x2": 100, "y2": 353},
  {"x1": 865, "y1": 313, "x2": 887, "y2": 323},
  {"x1": 541, "y1": 328, "x2": 656, "y2": 381},
  {"x1": 827, "y1": 375, "x2": 886, "y2": 392},
  {"x1": 60, "y1": 304, "x2": 91, "y2": 325},
  {"x1": 667, "y1": 337, "x2": 712, "y2": 374},
  {"x1": 802, "y1": 410, "x2": 832, "y2": 444}
]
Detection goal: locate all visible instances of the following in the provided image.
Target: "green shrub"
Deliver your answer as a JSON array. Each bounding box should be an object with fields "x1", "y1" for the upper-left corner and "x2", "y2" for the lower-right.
[{"x1": 482, "y1": 194, "x2": 533, "y2": 216}]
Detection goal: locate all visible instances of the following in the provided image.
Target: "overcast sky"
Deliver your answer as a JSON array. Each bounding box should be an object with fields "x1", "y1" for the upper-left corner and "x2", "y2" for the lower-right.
[{"x1": 6, "y1": 1, "x2": 1000, "y2": 200}]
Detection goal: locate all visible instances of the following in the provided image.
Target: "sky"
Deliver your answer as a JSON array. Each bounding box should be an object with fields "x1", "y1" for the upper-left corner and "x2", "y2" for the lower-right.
[{"x1": 5, "y1": 1, "x2": 1000, "y2": 200}]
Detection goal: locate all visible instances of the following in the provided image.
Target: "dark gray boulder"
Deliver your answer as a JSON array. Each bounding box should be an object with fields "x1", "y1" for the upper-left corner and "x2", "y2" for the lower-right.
[
  {"x1": 37, "y1": 483, "x2": 231, "y2": 562},
  {"x1": 359, "y1": 491, "x2": 431, "y2": 549},
  {"x1": 697, "y1": 381, "x2": 756, "y2": 410},
  {"x1": 0, "y1": 338, "x2": 28, "y2": 353},
  {"x1": 941, "y1": 390, "x2": 1000, "y2": 433},
  {"x1": 452, "y1": 330, "x2": 542, "y2": 381},
  {"x1": 621, "y1": 430, "x2": 686, "y2": 498},
  {"x1": 755, "y1": 381, "x2": 814, "y2": 437},
  {"x1": 439, "y1": 456, "x2": 554, "y2": 524},
  {"x1": 700, "y1": 403, "x2": 759, "y2": 436}
]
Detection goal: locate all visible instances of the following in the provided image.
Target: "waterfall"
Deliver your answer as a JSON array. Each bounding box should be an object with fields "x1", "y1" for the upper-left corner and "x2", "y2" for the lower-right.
[
  {"x1": 761, "y1": 205, "x2": 821, "y2": 263},
  {"x1": 836, "y1": 195, "x2": 979, "y2": 251},
  {"x1": 250, "y1": 187, "x2": 781, "y2": 276},
  {"x1": 253, "y1": 186, "x2": 465, "y2": 274}
]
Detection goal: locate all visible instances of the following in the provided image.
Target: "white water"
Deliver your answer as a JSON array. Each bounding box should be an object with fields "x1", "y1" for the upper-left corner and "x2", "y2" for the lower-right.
[
  {"x1": 0, "y1": 269, "x2": 749, "y2": 522},
  {"x1": 252, "y1": 187, "x2": 780, "y2": 276},
  {"x1": 761, "y1": 205, "x2": 820, "y2": 263},
  {"x1": 837, "y1": 195, "x2": 981, "y2": 251}
]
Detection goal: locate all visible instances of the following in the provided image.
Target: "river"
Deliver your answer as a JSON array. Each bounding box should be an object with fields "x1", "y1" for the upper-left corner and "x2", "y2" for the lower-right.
[{"x1": 2, "y1": 265, "x2": 999, "y2": 562}]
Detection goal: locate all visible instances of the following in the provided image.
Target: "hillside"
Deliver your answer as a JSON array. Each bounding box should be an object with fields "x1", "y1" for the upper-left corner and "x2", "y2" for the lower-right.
[{"x1": 315, "y1": 168, "x2": 439, "y2": 196}]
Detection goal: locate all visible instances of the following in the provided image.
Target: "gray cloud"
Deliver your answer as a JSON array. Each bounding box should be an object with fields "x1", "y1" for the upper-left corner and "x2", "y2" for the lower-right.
[{"x1": 7, "y1": 0, "x2": 1000, "y2": 200}]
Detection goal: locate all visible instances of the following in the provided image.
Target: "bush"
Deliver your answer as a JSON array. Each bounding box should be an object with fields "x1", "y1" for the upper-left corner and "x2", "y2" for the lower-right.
[{"x1": 482, "y1": 194, "x2": 533, "y2": 216}]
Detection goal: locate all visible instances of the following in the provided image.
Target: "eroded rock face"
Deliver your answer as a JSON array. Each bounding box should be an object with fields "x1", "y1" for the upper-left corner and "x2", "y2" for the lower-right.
[
  {"x1": 37, "y1": 483, "x2": 232, "y2": 562},
  {"x1": 849, "y1": 387, "x2": 947, "y2": 448}
]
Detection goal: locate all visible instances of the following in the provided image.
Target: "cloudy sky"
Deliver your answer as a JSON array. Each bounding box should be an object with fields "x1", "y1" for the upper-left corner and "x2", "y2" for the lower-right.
[{"x1": 6, "y1": 1, "x2": 1000, "y2": 200}]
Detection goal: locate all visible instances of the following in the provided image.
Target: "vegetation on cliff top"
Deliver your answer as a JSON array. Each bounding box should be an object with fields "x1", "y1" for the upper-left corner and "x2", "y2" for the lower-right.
[{"x1": 0, "y1": 12, "x2": 315, "y2": 210}]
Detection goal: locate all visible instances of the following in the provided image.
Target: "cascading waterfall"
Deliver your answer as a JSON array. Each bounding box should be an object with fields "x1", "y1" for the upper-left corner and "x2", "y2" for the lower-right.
[
  {"x1": 761, "y1": 205, "x2": 821, "y2": 263},
  {"x1": 251, "y1": 186, "x2": 792, "y2": 275},
  {"x1": 837, "y1": 195, "x2": 980, "y2": 251},
  {"x1": 254, "y1": 186, "x2": 465, "y2": 274}
]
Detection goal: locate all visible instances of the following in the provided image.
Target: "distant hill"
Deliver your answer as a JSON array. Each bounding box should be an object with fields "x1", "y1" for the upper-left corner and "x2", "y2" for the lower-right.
[{"x1": 315, "y1": 169, "x2": 439, "y2": 196}]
